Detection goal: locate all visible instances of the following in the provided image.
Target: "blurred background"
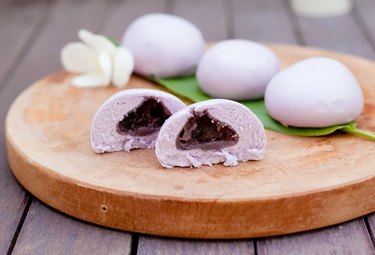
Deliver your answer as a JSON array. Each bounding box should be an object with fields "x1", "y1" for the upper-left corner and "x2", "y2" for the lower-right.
[
  {"x1": 1, "y1": 0, "x2": 374, "y2": 88},
  {"x1": 1, "y1": 0, "x2": 375, "y2": 254}
]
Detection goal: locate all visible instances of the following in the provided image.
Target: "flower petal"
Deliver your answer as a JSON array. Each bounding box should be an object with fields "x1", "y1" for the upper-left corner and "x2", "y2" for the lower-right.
[
  {"x1": 78, "y1": 29, "x2": 116, "y2": 53},
  {"x1": 71, "y1": 73, "x2": 109, "y2": 88},
  {"x1": 61, "y1": 42, "x2": 100, "y2": 73},
  {"x1": 99, "y1": 52, "x2": 112, "y2": 85},
  {"x1": 112, "y1": 47, "x2": 135, "y2": 88}
]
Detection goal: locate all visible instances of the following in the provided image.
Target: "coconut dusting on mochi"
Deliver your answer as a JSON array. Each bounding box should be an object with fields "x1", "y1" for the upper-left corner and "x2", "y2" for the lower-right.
[
  {"x1": 155, "y1": 99, "x2": 266, "y2": 168},
  {"x1": 91, "y1": 89, "x2": 185, "y2": 153}
]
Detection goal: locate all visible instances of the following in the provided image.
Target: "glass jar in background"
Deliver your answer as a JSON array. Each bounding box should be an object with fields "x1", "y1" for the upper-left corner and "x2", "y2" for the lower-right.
[{"x1": 290, "y1": 0, "x2": 353, "y2": 18}]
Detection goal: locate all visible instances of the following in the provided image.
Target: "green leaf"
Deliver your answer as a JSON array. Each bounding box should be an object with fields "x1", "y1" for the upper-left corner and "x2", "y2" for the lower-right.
[
  {"x1": 105, "y1": 36, "x2": 121, "y2": 47},
  {"x1": 154, "y1": 75, "x2": 211, "y2": 102},
  {"x1": 341, "y1": 123, "x2": 375, "y2": 141},
  {"x1": 153, "y1": 75, "x2": 375, "y2": 140}
]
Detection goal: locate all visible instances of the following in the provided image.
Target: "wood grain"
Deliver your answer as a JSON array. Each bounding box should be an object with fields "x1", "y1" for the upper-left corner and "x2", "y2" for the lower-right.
[
  {"x1": 0, "y1": 0, "x2": 109, "y2": 115},
  {"x1": 368, "y1": 214, "x2": 375, "y2": 245},
  {"x1": 0, "y1": 1, "x2": 51, "y2": 253},
  {"x1": 0, "y1": 0, "x2": 48, "y2": 88},
  {"x1": 101, "y1": 2, "x2": 168, "y2": 251},
  {"x1": 232, "y1": 0, "x2": 297, "y2": 44},
  {"x1": 12, "y1": 200, "x2": 131, "y2": 255},
  {"x1": 103, "y1": 0, "x2": 242, "y2": 249},
  {"x1": 1, "y1": 0, "x2": 133, "y2": 253},
  {"x1": 282, "y1": 4, "x2": 375, "y2": 253},
  {"x1": 2, "y1": 0, "x2": 375, "y2": 253},
  {"x1": 137, "y1": 236, "x2": 254, "y2": 255},
  {"x1": 137, "y1": 0, "x2": 241, "y2": 250},
  {"x1": 289, "y1": 3, "x2": 375, "y2": 58},
  {"x1": 354, "y1": 0, "x2": 375, "y2": 54},
  {"x1": 257, "y1": 219, "x2": 375, "y2": 255},
  {"x1": 172, "y1": 0, "x2": 228, "y2": 40},
  {"x1": 6, "y1": 45, "x2": 375, "y2": 239}
]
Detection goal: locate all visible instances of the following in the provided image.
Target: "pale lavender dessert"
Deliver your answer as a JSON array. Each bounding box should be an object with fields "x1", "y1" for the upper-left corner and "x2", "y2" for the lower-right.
[
  {"x1": 197, "y1": 40, "x2": 280, "y2": 101},
  {"x1": 155, "y1": 99, "x2": 266, "y2": 168},
  {"x1": 91, "y1": 89, "x2": 185, "y2": 153},
  {"x1": 122, "y1": 13, "x2": 205, "y2": 78},
  {"x1": 265, "y1": 57, "x2": 364, "y2": 127}
]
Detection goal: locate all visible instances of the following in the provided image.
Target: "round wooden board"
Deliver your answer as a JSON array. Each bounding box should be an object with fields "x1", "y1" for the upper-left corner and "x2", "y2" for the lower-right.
[{"x1": 6, "y1": 44, "x2": 375, "y2": 239}]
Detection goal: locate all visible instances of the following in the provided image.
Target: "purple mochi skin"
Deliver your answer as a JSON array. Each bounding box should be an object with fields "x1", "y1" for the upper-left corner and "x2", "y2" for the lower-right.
[
  {"x1": 91, "y1": 89, "x2": 185, "y2": 153},
  {"x1": 155, "y1": 99, "x2": 266, "y2": 168}
]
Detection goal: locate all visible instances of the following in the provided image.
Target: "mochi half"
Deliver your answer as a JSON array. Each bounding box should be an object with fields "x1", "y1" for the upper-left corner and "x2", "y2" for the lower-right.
[
  {"x1": 265, "y1": 57, "x2": 364, "y2": 128},
  {"x1": 121, "y1": 13, "x2": 205, "y2": 78},
  {"x1": 91, "y1": 89, "x2": 185, "y2": 153},
  {"x1": 196, "y1": 39, "x2": 280, "y2": 100},
  {"x1": 155, "y1": 99, "x2": 266, "y2": 168}
]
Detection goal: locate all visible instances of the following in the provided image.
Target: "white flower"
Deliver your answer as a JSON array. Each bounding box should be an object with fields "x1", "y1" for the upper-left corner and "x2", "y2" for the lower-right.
[{"x1": 61, "y1": 29, "x2": 134, "y2": 88}]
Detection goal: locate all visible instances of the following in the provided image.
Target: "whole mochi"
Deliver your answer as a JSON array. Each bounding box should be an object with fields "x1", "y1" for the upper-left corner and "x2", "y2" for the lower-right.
[
  {"x1": 265, "y1": 57, "x2": 364, "y2": 128},
  {"x1": 196, "y1": 39, "x2": 280, "y2": 100},
  {"x1": 121, "y1": 13, "x2": 205, "y2": 78}
]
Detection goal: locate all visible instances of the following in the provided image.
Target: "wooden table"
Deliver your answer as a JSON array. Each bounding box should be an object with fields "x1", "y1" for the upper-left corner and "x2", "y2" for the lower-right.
[{"x1": 1, "y1": 0, "x2": 375, "y2": 254}]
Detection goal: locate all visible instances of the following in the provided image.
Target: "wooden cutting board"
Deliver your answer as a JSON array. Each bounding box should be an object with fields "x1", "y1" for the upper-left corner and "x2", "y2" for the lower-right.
[{"x1": 5, "y1": 44, "x2": 375, "y2": 239}]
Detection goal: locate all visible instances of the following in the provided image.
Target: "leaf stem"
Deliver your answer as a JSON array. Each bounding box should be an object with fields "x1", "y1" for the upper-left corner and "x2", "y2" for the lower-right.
[{"x1": 342, "y1": 126, "x2": 375, "y2": 141}]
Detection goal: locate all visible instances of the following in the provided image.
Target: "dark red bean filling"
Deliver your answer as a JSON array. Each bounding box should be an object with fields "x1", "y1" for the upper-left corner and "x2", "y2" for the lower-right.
[
  {"x1": 117, "y1": 97, "x2": 171, "y2": 136},
  {"x1": 176, "y1": 110, "x2": 239, "y2": 150}
]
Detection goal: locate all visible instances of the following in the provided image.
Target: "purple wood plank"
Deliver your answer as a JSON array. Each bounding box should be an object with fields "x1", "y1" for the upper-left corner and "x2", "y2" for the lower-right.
[
  {"x1": 354, "y1": 0, "x2": 375, "y2": 59},
  {"x1": 172, "y1": 0, "x2": 228, "y2": 40},
  {"x1": 257, "y1": 219, "x2": 374, "y2": 255},
  {"x1": 0, "y1": 184, "x2": 29, "y2": 255},
  {"x1": 12, "y1": 200, "x2": 131, "y2": 255},
  {"x1": 0, "y1": 0, "x2": 48, "y2": 88},
  {"x1": 0, "y1": 1, "x2": 51, "y2": 254},
  {"x1": 102, "y1": 0, "x2": 166, "y2": 43},
  {"x1": 137, "y1": 236, "x2": 254, "y2": 255},
  {"x1": 0, "y1": 0, "x2": 108, "y2": 118},
  {"x1": 288, "y1": 2, "x2": 375, "y2": 58},
  {"x1": 2, "y1": 0, "x2": 133, "y2": 253},
  {"x1": 367, "y1": 214, "x2": 375, "y2": 245},
  {"x1": 232, "y1": 0, "x2": 297, "y2": 44}
]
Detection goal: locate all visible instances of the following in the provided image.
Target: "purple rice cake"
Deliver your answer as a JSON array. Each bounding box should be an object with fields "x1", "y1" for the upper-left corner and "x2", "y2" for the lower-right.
[
  {"x1": 156, "y1": 99, "x2": 266, "y2": 168},
  {"x1": 91, "y1": 89, "x2": 185, "y2": 152}
]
